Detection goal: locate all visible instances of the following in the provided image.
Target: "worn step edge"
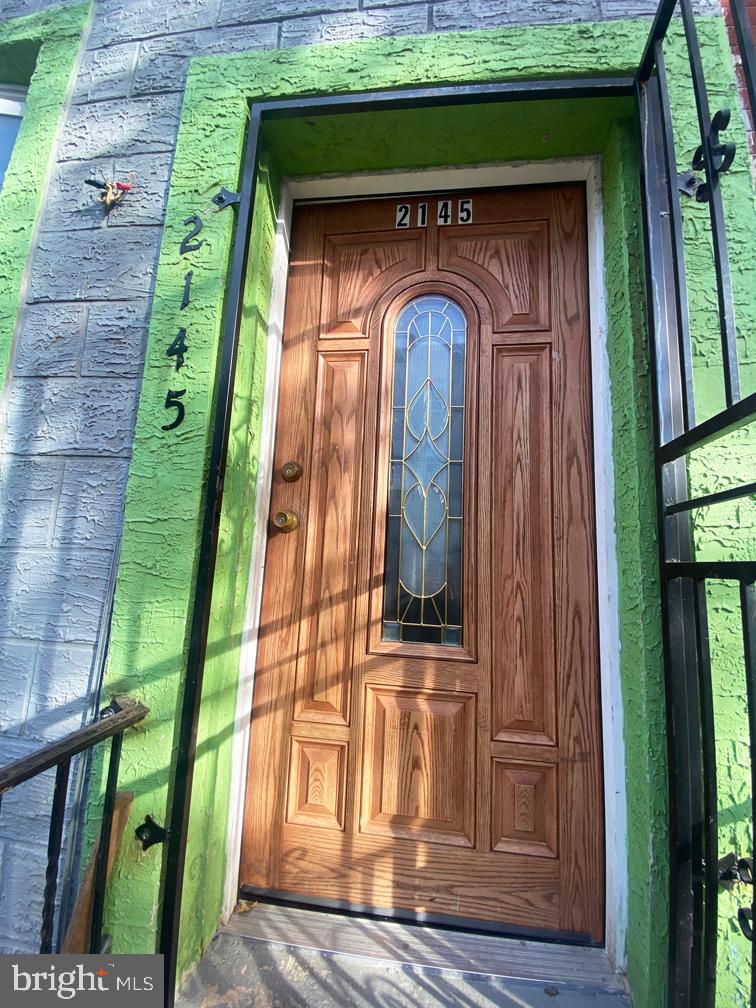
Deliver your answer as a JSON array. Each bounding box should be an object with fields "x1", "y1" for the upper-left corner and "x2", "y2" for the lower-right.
[{"x1": 223, "y1": 903, "x2": 626, "y2": 992}]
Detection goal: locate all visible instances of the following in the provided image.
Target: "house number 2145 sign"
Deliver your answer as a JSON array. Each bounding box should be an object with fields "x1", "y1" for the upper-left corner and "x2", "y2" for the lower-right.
[
  {"x1": 160, "y1": 215, "x2": 205, "y2": 431},
  {"x1": 395, "y1": 198, "x2": 473, "y2": 227}
]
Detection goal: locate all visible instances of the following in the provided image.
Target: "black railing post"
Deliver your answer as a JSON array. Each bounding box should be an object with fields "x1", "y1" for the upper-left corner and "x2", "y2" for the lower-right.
[
  {"x1": 693, "y1": 580, "x2": 718, "y2": 1006},
  {"x1": 40, "y1": 760, "x2": 71, "y2": 954}
]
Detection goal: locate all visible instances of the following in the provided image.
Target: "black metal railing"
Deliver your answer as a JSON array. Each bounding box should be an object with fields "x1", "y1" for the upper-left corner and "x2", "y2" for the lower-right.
[
  {"x1": 0, "y1": 696, "x2": 149, "y2": 955},
  {"x1": 635, "y1": 1, "x2": 756, "y2": 1006}
]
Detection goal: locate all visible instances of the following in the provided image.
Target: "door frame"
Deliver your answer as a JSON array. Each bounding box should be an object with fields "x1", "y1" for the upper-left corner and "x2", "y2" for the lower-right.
[{"x1": 225, "y1": 155, "x2": 627, "y2": 969}]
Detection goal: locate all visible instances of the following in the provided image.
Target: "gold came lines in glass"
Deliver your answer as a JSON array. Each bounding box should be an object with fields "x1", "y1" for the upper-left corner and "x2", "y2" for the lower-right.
[{"x1": 381, "y1": 295, "x2": 466, "y2": 647}]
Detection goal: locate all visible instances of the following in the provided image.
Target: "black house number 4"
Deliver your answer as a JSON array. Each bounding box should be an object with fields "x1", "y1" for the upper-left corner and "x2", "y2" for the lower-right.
[{"x1": 167, "y1": 328, "x2": 188, "y2": 371}]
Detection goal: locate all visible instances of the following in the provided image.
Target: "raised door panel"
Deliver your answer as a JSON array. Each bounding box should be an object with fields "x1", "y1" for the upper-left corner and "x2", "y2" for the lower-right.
[
  {"x1": 286, "y1": 739, "x2": 347, "y2": 830},
  {"x1": 293, "y1": 352, "x2": 367, "y2": 724},
  {"x1": 549, "y1": 185, "x2": 603, "y2": 939},
  {"x1": 491, "y1": 758, "x2": 558, "y2": 858},
  {"x1": 321, "y1": 232, "x2": 425, "y2": 336},
  {"x1": 490, "y1": 345, "x2": 556, "y2": 745},
  {"x1": 360, "y1": 686, "x2": 476, "y2": 847},
  {"x1": 438, "y1": 222, "x2": 549, "y2": 332},
  {"x1": 240, "y1": 206, "x2": 325, "y2": 887}
]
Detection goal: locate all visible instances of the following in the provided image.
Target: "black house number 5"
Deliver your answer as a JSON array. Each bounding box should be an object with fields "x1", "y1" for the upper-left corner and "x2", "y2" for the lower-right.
[{"x1": 161, "y1": 389, "x2": 187, "y2": 431}]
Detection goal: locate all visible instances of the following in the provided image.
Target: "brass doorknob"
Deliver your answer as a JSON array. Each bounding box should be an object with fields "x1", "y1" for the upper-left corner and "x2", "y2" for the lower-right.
[
  {"x1": 272, "y1": 509, "x2": 300, "y2": 532},
  {"x1": 281, "y1": 461, "x2": 303, "y2": 482}
]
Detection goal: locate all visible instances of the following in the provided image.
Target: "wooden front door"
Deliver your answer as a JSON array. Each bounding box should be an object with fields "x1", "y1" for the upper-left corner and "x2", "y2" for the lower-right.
[{"x1": 241, "y1": 184, "x2": 604, "y2": 942}]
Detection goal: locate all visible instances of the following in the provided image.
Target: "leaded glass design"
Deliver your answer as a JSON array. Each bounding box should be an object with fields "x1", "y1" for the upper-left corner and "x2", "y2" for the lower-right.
[{"x1": 382, "y1": 295, "x2": 466, "y2": 646}]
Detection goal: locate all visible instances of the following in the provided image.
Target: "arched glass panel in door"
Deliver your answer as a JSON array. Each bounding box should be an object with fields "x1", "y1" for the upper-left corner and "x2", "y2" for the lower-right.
[{"x1": 382, "y1": 295, "x2": 467, "y2": 646}]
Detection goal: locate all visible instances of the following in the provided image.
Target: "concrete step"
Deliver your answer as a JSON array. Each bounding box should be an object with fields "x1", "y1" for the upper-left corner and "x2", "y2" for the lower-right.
[{"x1": 177, "y1": 902, "x2": 632, "y2": 1008}]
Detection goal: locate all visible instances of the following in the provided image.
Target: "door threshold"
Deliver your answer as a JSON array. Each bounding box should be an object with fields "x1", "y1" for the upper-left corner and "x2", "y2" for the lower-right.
[
  {"x1": 240, "y1": 885, "x2": 594, "y2": 945},
  {"x1": 225, "y1": 897, "x2": 625, "y2": 992}
]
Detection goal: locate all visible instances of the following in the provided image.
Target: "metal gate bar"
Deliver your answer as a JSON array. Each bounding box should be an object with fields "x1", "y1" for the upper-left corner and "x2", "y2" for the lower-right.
[
  {"x1": 741, "y1": 581, "x2": 756, "y2": 1007},
  {"x1": 654, "y1": 38, "x2": 696, "y2": 430},
  {"x1": 635, "y1": 56, "x2": 700, "y2": 1006},
  {"x1": 679, "y1": 0, "x2": 740, "y2": 406}
]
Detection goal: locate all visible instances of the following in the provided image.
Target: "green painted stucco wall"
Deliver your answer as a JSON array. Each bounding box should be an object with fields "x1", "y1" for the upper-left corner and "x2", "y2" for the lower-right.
[
  {"x1": 601, "y1": 118, "x2": 669, "y2": 1008},
  {"x1": 92, "y1": 13, "x2": 754, "y2": 1008},
  {"x1": 0, "y1": 1, "x2": 91, "y2": 389}
]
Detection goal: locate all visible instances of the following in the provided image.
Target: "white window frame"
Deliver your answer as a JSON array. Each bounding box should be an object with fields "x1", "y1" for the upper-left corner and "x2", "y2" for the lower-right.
[{"x1": 0, "y1": 84, "x2": 27, "y2": 118}]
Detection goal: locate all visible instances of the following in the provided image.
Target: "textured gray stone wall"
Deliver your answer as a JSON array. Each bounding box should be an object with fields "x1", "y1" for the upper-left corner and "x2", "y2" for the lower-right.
[{"x1": 0, "y1": 0, "x2": 721, "y2": 954}]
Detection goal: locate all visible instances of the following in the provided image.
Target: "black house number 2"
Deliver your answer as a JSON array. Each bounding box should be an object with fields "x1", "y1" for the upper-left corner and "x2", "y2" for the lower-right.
[
  {"x1": 179, "y1": 215, "x2": 204, "y2": 254},
  {"x1": 161, "y1": 217, "x2": 204, "y2": 431}
]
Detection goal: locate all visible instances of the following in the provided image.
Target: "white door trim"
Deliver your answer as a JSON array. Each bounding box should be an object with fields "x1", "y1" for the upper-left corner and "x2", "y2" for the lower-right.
[{"x1": 224, "y1": 156, "x2": 627, "y2": 972}]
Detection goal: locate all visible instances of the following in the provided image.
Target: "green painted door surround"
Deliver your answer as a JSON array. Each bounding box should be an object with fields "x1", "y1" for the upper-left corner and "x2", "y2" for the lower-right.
[
  {"x1": 0, "y1": 2, "x2": 91, "y2": 387},
  {"x1": 92, "y1": 14, "x2": 755, "y2": 1008}
]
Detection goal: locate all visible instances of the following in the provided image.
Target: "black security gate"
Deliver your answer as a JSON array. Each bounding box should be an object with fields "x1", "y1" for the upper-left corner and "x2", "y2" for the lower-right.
[
  {"x1": 154, "y1": 1, "x2": 756, "y2": 1005},
  {"x1": 635, "y1": 1, "x2": 756, "y2": 1005}
]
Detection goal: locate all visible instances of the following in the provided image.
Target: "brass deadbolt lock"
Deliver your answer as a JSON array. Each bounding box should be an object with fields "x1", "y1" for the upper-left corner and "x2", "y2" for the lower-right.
[
  {"x1": 281, "y1": 461, "x2": 303, "y2": 482},
  {"x1": 273, "y1": 509, "x2": 300, "y2": 533}
]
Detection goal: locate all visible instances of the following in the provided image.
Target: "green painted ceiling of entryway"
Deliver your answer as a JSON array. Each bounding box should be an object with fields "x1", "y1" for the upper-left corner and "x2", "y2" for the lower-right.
[{"x1": 262, "y1": 97, "x2": 634, "y2": 176}]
